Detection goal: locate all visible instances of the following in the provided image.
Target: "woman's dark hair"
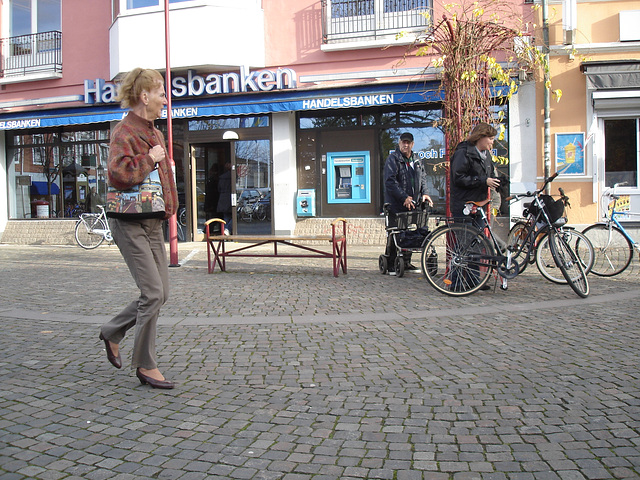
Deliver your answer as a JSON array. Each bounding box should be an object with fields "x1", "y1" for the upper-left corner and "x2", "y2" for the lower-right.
[
  {"x1": 466, "y1": 122, "x2": 498, "y2": 145},
  {"x1": 116, "y1": 68, "x2": 164, "y2": 109}
]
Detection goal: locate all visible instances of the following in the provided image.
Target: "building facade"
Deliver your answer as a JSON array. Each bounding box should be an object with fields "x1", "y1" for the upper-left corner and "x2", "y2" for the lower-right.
[
  {"x1": 1, "y1": 0, "x2": 542, "y2": 243},
  {"x1": 536, "y1": 0, "x2": 640, "y2": 224}
]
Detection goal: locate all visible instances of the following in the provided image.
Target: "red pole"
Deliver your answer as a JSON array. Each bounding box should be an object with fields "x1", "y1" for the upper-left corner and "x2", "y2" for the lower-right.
[{"x1": 164, "y1": 0, "x2": 179, "y2": 266}]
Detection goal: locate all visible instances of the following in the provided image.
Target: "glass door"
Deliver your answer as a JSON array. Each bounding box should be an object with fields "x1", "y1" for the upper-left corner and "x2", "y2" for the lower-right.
[
  {"x1": 234, "y1": 139, "x2": 272, "y2": 235},
  {"x1": 189, "y1": 143, "x2": 230, "y2": 240}
]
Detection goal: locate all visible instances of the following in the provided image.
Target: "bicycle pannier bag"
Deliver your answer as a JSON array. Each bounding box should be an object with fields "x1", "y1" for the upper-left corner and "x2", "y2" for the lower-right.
[{"x1": 106, "y1": 169, "x2": 166, "y2": 216}]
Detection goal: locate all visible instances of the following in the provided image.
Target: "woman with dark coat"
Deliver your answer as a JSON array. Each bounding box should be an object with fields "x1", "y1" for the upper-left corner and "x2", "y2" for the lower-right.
[{"x1": 449, "y1": 122, "x2": 500, "y2": 219}]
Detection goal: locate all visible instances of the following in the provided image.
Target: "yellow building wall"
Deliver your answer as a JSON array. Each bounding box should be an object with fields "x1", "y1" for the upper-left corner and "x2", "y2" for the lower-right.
[{"x1": 535, "y1": 0, "x2": 640, "y2": 224}]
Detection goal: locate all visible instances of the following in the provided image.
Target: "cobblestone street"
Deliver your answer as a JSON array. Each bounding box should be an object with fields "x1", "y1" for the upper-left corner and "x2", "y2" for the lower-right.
[{"x1": 0, "y1": 243, "x2": 638, "y2": 480}]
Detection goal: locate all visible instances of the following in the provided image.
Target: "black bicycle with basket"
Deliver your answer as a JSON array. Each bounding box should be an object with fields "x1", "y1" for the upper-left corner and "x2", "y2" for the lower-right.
[{"x1": 378, "y1": 201, "x2": 431, "y2": 277}]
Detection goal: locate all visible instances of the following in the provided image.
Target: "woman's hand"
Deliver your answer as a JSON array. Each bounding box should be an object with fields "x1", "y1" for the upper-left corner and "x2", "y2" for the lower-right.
[
  {"x1": 148, "y1": 145, "x2": 165, "y2": 164},
  {"x1": 487, "y1": 177, "x2": 500, "y2": 189}
]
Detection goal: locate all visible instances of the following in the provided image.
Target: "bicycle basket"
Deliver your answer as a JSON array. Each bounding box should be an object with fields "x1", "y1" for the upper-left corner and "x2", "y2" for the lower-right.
[
  {"x1": 395, "y1": 208, "x2": 428, "y2": 230},
  {"x1": 530, "y1": 194, "x2": 565, "y2": 224}
]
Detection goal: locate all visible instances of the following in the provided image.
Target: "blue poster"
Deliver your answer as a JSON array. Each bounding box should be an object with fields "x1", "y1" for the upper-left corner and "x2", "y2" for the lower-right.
[{"x1": 556, "y1": 132, "x2": 585, "y2": 175}]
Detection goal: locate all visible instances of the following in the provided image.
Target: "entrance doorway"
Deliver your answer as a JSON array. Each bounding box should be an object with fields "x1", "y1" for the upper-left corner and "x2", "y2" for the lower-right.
[
  {"x1": 234, "y1": 139, "x2": 272, "y2": 235},
  {"x1": 189, "y1": 139, "x2": 273, "y2": 239},
  {"x1": 189, "y1": 142, "x2": 230, "y2": 241}
]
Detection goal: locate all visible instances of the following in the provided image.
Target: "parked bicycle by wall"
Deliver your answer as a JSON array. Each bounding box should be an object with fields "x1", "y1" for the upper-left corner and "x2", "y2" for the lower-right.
[
  {"x1": 74, "y1": 205, "x2": 113, "y2": 249},
  {"x1": 581, "y1": 182, "x2": 640, "y2": 276}
]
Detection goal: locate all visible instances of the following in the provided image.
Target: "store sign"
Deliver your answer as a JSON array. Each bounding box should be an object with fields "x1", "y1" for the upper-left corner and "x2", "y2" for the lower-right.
[
  {"x1": 302, "y1": 94, "x2": 394, "y2": 110},
  {"x1": 84, "y1": 67, "x2": 297, "y2": 104},
  {"x1": 0, "y1": 119, "x2": 42, "y2": 129}
]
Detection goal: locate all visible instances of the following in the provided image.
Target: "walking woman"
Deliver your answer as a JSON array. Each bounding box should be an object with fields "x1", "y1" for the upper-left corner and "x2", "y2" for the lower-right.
[{"x1": 98, "y1": 68, "x2": 178, "y2": 389}]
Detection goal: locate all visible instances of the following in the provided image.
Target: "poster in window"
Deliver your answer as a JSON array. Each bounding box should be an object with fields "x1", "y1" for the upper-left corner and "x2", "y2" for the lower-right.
[{"x1": 555, "y1": 132, "x2": 585, "y2": 175}]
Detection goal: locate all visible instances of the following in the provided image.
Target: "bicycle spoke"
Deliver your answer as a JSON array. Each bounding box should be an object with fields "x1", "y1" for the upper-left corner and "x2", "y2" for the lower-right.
[
  {"x1": 422, "y1": 224, "x2": 493, "y2": 296},
  {"x1": 581, "y1": 224, "x2": 632, "y2": 276},
  {"x1": 548, "y1": 229, "x2": 589, "y2": 298}
]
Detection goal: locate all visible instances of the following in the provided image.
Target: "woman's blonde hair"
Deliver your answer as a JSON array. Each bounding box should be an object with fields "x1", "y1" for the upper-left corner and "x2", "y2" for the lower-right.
[
  {"x1": 466, "y1": 122, "x2": 498, "y2": 146},
  {"x1": 116, "y1": 68, "x2": 164, "y2": 108}
]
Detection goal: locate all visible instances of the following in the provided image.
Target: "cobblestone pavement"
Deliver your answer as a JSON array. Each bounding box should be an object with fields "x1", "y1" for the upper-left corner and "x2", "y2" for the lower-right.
[{"x1": 0, "y1": 242, "x2": 639, "y2": 480}]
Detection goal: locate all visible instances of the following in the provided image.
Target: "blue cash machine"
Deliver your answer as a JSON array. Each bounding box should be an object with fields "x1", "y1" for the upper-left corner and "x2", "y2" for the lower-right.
[
  {"x1": 326, "y1": 151, "x2": 371, "y2": 204},
  {"x1": 296, "y1": 189, "x2": 316, "y2": 217}
]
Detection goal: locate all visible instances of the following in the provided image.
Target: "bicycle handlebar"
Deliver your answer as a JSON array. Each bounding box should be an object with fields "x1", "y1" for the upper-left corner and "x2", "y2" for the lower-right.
[
  {"x1": 603, "y1": 181, "x2": 629, "y2": 200},
  {"x1": 505, "y1": 171, "x2": 563, "y2": 204}
]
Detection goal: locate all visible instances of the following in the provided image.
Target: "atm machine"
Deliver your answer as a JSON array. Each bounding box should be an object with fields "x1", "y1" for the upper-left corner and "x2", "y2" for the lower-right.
[{"x1": 327, "y1": 151, "x2": 371, "y2": 204}]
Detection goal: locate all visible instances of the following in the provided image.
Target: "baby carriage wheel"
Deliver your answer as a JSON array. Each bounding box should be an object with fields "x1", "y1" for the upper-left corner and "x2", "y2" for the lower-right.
[
  {"x1": 394, "y1": 257, "x2": 405, "y2": 277},
  {"x1": 378, "y1": 255, "x2": 388, "y2": 274}
]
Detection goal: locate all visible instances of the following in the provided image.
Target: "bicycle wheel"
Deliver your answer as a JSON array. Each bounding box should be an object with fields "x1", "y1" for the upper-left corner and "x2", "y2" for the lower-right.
[
  {"x1": 420, "y1": 224, "x2": 493, "y2": 297},
  {"x1": 547, "y1": 229, "x2": 589, "y2": 298},
  {"x1": 581, "y1": 223, "x2": 633, "y2": 276},
  {"x1": 506, "y1": 221, "x2": 533, "y2": 274},
  {"x1": 536, "y1": 229, "x2": 594, "y2": 284},
  {"x1": 178, "y1": 207, "x2": 187, "y2": 227},
  {"x1": 75, "y1": 215, "x2": 106, "y2": 249},
  {"x1": 256, "y1": 204, "x2": 267, "y2": 221}
]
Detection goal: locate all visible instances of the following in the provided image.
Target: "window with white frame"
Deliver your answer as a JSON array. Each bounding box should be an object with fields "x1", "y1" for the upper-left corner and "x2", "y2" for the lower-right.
[
  {"x1": 9, "y1": 0, "x2": 60, "y2": 36},
  {"x1": 604, "y1": 118, "x2": 639, "y2": 188},
  {"x1": 324, "y1": 0, "x2": 431, "y2": 43}
]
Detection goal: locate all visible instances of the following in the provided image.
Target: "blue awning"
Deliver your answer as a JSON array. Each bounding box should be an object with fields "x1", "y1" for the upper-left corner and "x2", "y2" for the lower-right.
[
  {"x1": 30, "y1": 181, "x2": 60, "y2": 195},
  {"x1": 0, "y1": 81, "x2": 515, "y2": 130}
]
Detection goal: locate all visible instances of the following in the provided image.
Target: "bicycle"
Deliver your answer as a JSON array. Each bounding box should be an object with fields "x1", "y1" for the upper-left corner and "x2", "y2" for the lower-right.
[
  {"x1": 420, "y1": 171, "x2": 590, "y2": 298},
  {"x1": 580, "y1": 182, "x2": 640, "y2": 276},
  {"x1": 507, "y1": 187, "x2": 594, "y2": 284},
  {"x1": 74, "y1": 205, "x2": 113, "y2": 249}
]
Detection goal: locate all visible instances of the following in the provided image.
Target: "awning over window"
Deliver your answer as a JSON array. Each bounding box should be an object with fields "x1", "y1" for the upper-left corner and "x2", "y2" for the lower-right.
[
  {"x1": 581, "y1": 60, "x2": 640, "y2": 90},
  {"x1": 0, "y1": 81, "x2": 514, "y2": 131},
  {"x1": 30, "y1": 181, "x2": 60, "y2": 195}
]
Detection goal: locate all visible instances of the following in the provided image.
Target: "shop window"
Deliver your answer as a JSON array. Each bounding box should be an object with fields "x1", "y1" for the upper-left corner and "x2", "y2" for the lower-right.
[
  {"x1": 398, "y1": 109, "x2": 440, "y2": 124},
  {"x1": 604, "y1": 118, "x2": 639, "y2": 187},
  {"x1": 188, "y1": 116, "x2": 269, "y2": 132},
  {"x1": 7, "y1": 126, "x2": 110, "y2": 219}
]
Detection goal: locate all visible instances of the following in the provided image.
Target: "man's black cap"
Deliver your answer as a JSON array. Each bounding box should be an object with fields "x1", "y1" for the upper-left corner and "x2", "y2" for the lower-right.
[{"x1": 400, "y1": 132, "x2": 414, "y2": 142}]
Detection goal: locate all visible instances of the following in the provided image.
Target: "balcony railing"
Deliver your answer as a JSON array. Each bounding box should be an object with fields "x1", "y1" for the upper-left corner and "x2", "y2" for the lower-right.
[
  {"x1": 0, "y1": 31, "x2": 62, "y2": 79},
  {"x1": 322, "y1": 0, "x2": 431, "y2": 44}
]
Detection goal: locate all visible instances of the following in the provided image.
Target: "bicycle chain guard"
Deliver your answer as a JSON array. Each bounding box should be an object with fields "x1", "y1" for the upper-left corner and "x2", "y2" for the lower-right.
[{"x1": 497, "y1": 258, "x2": 520, "y2": 279}]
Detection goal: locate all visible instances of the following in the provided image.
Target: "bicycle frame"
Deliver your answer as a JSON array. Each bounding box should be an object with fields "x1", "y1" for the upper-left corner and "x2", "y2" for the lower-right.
[
  {"x1": 457, "y1": 172, "x2": 566, "y2": 283},
  {"x1": 81, "y1": 205, "x2": 112, "y2": 242},
  {"x1": 603, "y1": 186, "x2": 640, "y2": 252}
]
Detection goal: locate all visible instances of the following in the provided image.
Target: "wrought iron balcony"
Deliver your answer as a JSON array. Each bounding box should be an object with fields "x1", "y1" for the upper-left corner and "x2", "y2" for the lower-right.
[
  {"x1": 322, "y1": 0, "x2": 431, "y2": 44},
  {"x1": 0, "y1": 31, "x2": 62, "y2": 80}
]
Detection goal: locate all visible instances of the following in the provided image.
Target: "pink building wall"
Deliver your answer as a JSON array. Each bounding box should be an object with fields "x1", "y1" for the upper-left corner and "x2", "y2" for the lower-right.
[
  {"x1": 263, "y1": 0, "x2": 431, "y2": 78},
  {"x1": 0, "y1": 0, "x2": 111, "y2": 107},
  {"x1": 262, "y1": 0, "x2": 536, "y2": 80}
]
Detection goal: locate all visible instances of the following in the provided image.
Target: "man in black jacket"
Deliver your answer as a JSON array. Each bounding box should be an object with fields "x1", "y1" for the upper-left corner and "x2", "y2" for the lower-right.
[{"x1": 383, "y1": 132, "x2": 433, "y2": 275}]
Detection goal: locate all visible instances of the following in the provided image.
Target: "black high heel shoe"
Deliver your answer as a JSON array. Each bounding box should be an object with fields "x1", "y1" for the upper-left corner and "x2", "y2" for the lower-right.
[
  {"x1": 99, "y1": 333, "x2": 122, "y2": 369},
  {"x1": 136, "y1": 369, "x2": 175, "y2": 389}
]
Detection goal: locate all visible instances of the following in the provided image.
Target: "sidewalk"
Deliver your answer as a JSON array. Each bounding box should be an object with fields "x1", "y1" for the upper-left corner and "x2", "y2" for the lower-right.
[{"x1": 1, "y1": 242, "x2": 639, "y2": 479}]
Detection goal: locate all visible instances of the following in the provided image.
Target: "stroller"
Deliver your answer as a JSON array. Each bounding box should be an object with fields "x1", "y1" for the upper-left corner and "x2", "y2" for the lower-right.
[{"x1": 378, "y1": 201, "x2": 431, "y2": 277}]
